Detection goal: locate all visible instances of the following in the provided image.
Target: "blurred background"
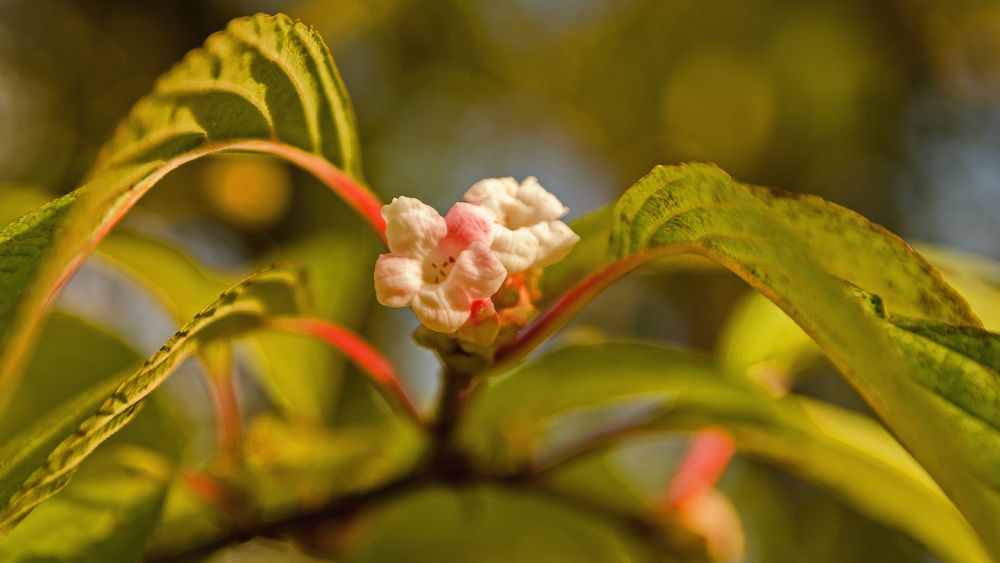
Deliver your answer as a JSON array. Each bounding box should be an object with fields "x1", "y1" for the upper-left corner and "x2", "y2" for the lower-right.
[
  {"x1": 4, "y1": 0, "x2": 1000, "y2": 257},
  {"x1": 2, "y1": 0, "x2": 999, "y2": 343},
  {"x1": 2, "y1": 0, "x2": 1000, "y2": 560}
]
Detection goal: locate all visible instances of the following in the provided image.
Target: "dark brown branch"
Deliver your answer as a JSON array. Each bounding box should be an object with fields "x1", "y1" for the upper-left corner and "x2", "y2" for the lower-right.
[{"x1": 146, "y1": 467, "x2": 707, "y2": 562}]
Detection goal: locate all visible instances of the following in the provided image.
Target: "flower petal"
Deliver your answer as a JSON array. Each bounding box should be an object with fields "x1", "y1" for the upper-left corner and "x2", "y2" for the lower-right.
[
  {"x1": 382, "y1": 196, "x2": 446, "y2": 257},
  {"x1": 529, "y1": 220, "x2": 580, "y2": 268},
  {"x1": 412, "y1": 284, "x2": 472, "y2": 333},
  {"x1": 442, "y1": 202, "x2": 494, "y2": 248},
  {"x1": 445, "y1": 241, "x2": 507, "y2": 298},
  {"x1": 490, "y1": 225, "x2": 538, "y2": 274},
  {"x1": 373, "y1": 254, "x2": 423, "y2": 307},
  {"x1": 516, "y1": 176, "x2": 568, "y2": 223},
  {"x1": 463, "y1": 177, "x2": 518, "y2": 218}
]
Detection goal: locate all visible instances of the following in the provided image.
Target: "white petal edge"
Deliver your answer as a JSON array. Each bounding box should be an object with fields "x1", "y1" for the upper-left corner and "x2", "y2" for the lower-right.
[
  {"x1": 382, "y1": 196, "x2": 446, "y2": 258},
  {"x1": 374, "y1": 254, "x2": 423, "y2": 308},
  {"x1": 490, "y1": 225, "x2": 539, "y2": 274},
  {"x1": 516, "y1": 176, "x2": 568, "y2": 223},
  {"x1": 529, "y1": 220, "x2": 580, "y2": 268},
  {"x1": 412, "y1": 284, "x2": 472, "y2": 333},
  {"x1": 464, "y1": 177, "x2": 518, "y2": 206}
]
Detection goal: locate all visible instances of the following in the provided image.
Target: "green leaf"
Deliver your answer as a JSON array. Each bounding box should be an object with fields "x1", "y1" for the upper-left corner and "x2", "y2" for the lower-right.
[
  {"x1": 0, "y1": 307, "x2": 184, "y2": 560},
  {"x1": 89, "y1": 14, "x2": 361, "y2": 179},
  {"x1": 242, "y1": 415, "x2": 426, "y2": 519},
  {"x1": 717, "y1": 290, "x2": 819, "y2": 391},
  {"x1": 725, "y1": 460, "x2": 928, "y2": 563},
  {"x1": 0, "y1": 449, "x2": 174, "y2": 563},
  {"x1": 0, "y1": 313, "x2": 141, "y2": 445},
  {"x1": 459, "y1": 342, "x2": 991, "y2": 563},
  {"x1": 249, "y1": 231, "x2": 376, "y2": 422},
  {"x1": 0, "y1": 12, "x2": 373, "y2": 416},
  {"x1": 605, "y1": 163, "x2": 1000, "y2": 556},
  {"x1": 347, "y1": 486, "x2": 653, "y2": 563},
  {"x1": 538, "y1": 206, "x2": 720, "y2": 309},
  {"x1": 96, "y1": 229, "x2": 376, "y2": 422},
  {"x1": 0, "y1": 265, "x2": 308, "y2": 536},
  {"x1": 919, "y1": 245, "x2": 1000, "y2": 331}
]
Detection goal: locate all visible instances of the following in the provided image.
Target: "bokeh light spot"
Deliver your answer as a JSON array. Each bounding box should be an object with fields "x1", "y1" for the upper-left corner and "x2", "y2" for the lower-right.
[{"x1": 203, "y1": 155, "x2": 292, "y2": 229}]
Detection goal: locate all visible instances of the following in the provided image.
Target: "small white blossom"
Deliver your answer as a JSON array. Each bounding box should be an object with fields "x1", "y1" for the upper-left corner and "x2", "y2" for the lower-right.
[
  {"x1": 374, "y1": 197, "x2": 507, "y2": 333},
  {"x1": 463, "y1": 177, "x2": 580, "y2": 273}
]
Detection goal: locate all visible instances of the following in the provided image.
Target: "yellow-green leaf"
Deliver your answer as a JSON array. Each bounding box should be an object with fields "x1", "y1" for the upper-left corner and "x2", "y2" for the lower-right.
[
  {"x1": 0, "y1": 12, "x2": 375, "y2": 417},
  {"x1": 0, "y1": 265, "x2": 307, "y2": 536},
  {"x1": 608, "y1": 163, "x2": 1000, "y2": 556},
  {"x1": 459, "y1": 342, "x2": 991, "y2": 563}
]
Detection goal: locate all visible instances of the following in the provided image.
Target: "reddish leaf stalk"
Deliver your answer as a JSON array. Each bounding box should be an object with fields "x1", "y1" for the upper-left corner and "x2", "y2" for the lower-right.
[
  {"x1": 266, "y1": 317, "x2": 420, "y2": 424},
  {"x1": 232, "y1": 140, "x2": 387, "y2": 241},
  {"x1": 199, "y1": 348, "x2": 243, "y2": 460},
  {"x1": 48, "y1": 140, "x2": 386, "y2": 305},
  {"x1": 496, "y1": 253, "x2": 651, "y2": 366},
  {"x1": 664, "y1": 429, "x2": 736, "y2": 510},
  {"x1": 179, "y1": 469, "x2": 251, "y2": 523}
]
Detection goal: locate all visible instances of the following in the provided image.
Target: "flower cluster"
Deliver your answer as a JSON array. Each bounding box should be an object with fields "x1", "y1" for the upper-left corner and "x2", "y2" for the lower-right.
[{"x1": 373, "y1": 177, "x2": 579, "y2": 338}]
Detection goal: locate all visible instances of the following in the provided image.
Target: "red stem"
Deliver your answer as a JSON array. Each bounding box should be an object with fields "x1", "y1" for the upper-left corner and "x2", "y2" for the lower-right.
[
  {"x1": 266, "y1": 317, "x2": 420, "y2": 424},
  {"x1": 202, "y1": 354, "x2": 243, "y2": 459},
  {"x1": 663, "y1": 429, "x2": 736, "y2": 510},
  {"x1": 49, "y1": 140, "x2": 386, "y2": 304},
  {"x1": 179, "y1": 469, "x2": 251, "y2": 524},
  {"x1": 231, "y1": 140, "x2": 386, "y2": 240},
  {"x1": 495, "y1": 254, "x2": 649, "y2": 367}
]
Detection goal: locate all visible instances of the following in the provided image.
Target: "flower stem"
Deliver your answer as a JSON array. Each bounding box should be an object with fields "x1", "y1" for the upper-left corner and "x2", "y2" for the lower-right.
[{"x1": 433, "y1": 368, "x2": 478, "y2": 439}]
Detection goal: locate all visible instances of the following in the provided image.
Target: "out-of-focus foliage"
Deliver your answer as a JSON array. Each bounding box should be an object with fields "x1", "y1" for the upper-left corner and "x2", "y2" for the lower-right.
[
  {"x1": 459, "y1": 342, "x2": 989, "y2": 563},
  {"x1": 608, "y1": 163, "x2": 1000, "y2": 553},
  {"x1": 0, "y1": 265, "x2": 307, "y2": 534}
]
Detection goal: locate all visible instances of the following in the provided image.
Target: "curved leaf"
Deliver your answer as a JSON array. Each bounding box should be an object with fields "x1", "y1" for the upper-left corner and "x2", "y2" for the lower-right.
[
  {"x1": 0, "y1": 449, "x2": 174, "y2": 563},
  {"x1": 0, "y1": 264, "x2": 308, "y2": 536},
  {"x1": 459, "y1": 343, "x2": 991, "y2": 563},
  {"x1": 0, "y1": 12, "x2": 381, "y2": 416},
  {"x1": 601, "y1": 163, "x2": 999, "y2": 556},
  {"x1": 96, "y1": 229, "x2": 377, "y2": 421},
  {"x1": 0, "y1": 312, "x2": 182, "y2": 561},
  {"x1": 919, "y1": 245, "x2": 1000, "y2": 331}
]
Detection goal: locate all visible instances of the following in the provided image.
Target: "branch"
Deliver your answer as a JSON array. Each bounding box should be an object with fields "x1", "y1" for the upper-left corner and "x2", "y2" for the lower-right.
[{"x1": 148, "y1": 470, "x2": 707, "y2": 562}]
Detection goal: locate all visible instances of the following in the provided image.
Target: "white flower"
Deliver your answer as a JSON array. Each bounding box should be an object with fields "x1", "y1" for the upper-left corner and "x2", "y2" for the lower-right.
[
  {"x1": 463, "y1": 177, "x2": 579, "y2": 273},
  {"x1": 374, "y1": 197, "x2": 507, "y2": 333}
]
